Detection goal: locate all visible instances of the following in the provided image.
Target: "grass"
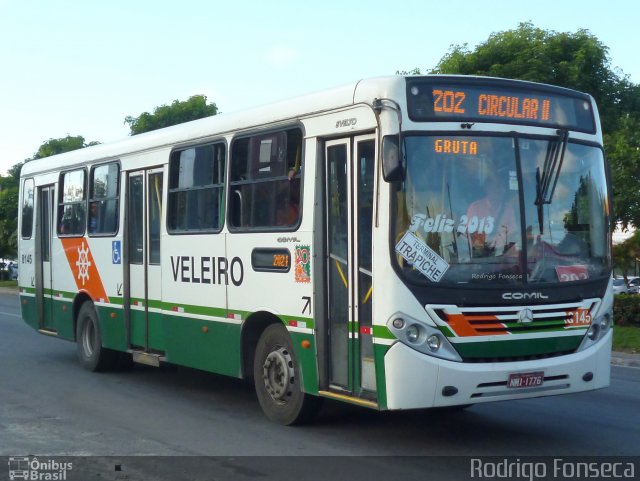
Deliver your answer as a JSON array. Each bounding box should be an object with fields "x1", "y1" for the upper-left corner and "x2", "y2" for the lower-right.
[
  {"x1": 0, "y1": 280, "x2": 18, "y2": 288},
  {"x1": 612, "y1": 325, "x2": 640, "y2": 354}
]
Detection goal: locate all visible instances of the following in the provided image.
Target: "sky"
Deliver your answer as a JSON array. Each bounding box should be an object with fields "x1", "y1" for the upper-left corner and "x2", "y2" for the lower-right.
[{"x1": 1, "y1": 0, "x2": 638, "y2": 176}]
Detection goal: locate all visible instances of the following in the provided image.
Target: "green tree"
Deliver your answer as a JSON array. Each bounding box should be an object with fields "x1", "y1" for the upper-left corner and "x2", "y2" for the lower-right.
[
  {"x1": 124, "y1": 94, "x2": 218, "y2": 135},
  {"x1": 431, "y1": 22, "x2": 634, "y2": 132},
  {"x1": 0, "y1": 136, "x2": 99, "y2": 262},
  {"x1": 613, "y1": 231, "x2": 640, "y2": 281},
  {"x1": 0, "y1": 164, "x2": 22, "y2": 263},
  {"x1": 402, "y1": 22, "x2": 640, "y2": 228},
  {"x1": 605, "y1": 115, "x2": 640, "y2": 230},
  {"x1": 31, "y1": 135, "x2": 100, "y2": 159}
]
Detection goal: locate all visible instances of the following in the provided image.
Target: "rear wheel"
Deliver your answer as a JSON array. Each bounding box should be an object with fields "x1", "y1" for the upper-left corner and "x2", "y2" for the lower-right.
[
  {"x1": 76, "y1": 301, "x2": 131, "y2": 371},
  {"x1": 253, "y1": 323, "x2": 318, "y2": 425}
]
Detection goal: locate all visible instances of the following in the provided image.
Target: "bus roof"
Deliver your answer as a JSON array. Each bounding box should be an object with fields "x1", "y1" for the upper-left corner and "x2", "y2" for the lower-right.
[
  {"x1": 21, "y1": 76, "x2": 391, "y2": 176},
  {"x1": 20, "y1": 75, "x2": 596, "y2": 177}
]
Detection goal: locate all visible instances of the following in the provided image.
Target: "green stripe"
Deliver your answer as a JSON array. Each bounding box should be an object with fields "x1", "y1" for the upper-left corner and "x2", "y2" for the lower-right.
[
  {"x1": 161, "y1": 300, "x2": 227, "y2": 318},
  {"x1": 162, "y1": 314, "x2": 242, "y2": 377},
  {"x1": 20, "y1": 295, "x2": 38, "y2": 330},
  {"x1": 43, "y1": 288, "x2": 73, "y2": 299},
  {"x1": 454, "y1": 335, "x2": 583, "y2": 359},
  {"x1": 290, "y1": 332, "x2": 319, "y2": 395},
  {"x1": 438, "y1": 324, "x2": 456, "y2": 337},
  {"x1": 372, "y1": 325, "x2": 395, "y2": 340},
  {"x1": 29, "y1": 286, "x2": 314, "y2": 326},
  {"x1": 374, "y1": 343, "x2": 390, "y2": 409}
]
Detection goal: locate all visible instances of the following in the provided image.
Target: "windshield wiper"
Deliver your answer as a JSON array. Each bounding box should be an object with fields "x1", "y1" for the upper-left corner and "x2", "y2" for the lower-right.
[{"x1": 535, "y1": 129, "x2": 569, "y2": 234}]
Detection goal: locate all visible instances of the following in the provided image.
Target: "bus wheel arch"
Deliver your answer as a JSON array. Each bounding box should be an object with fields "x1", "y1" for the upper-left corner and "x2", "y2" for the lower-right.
[
  {"x1": 74, "y1": 298, "x2": 132, "y2": 372},
  {"x1": 240, "y1": 311, "x2": 281, "y2": 379},
  {"x1": 72, "y1": 292, "x2": 94, "y2": 342}
]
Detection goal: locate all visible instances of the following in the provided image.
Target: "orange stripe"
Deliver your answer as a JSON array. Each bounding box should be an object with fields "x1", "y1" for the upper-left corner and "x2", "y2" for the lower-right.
[
  {"x1": 60, "y1": 238, "x2": 109, "y2": 303},
  {"x1": 446, "y1": 314, "x2": 478, "y2": 337},
  {"x1": 446, "y1": 313, "x2": 507, "y2": 337}
]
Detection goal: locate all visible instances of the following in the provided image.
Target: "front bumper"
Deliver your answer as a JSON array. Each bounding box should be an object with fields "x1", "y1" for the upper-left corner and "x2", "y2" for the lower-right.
[{"x1": 383, "y1": 330, "x2": 611, "y2": 410}]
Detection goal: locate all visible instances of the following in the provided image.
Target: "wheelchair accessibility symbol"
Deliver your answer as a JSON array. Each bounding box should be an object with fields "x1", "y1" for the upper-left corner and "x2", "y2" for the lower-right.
[{"x1": 112, "y1": 241, "x2": 121, "y2": 264}]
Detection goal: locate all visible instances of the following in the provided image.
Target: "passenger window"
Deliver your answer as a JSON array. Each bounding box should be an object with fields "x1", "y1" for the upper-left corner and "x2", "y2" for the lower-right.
[
  {"x1": 168, "y1": 143, "x2": 226, "y2": 233},
  {"x1": 58, "y1": 169, "x2": 86, "y2": 236},
  {"x1": 89, "y1": 162, "x2": 120, "y2": 236},
  {"x1": 229, "y1": 128, "x2": 302, "y2": 230},
  {"x1": 21, "y1": 178, "x2": 35, "y2": 239}
]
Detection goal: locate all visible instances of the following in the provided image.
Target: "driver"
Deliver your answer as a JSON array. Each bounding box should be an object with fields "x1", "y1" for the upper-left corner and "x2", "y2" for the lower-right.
[{"x1": 466, "y1": 165, "x2": 518, "y2": 257}]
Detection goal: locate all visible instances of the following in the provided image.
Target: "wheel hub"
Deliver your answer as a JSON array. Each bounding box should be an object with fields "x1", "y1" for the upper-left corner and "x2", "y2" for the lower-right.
[{"x1": 262, "y1": 347, "x2": 295, "y2": 402}]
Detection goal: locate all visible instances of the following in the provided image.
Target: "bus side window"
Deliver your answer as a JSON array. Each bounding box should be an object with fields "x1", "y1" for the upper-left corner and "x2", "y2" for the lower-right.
[
  {"x1": 229, "y1": 127, "x2": 302, "y2": 230},
  {"x1": 21, "y1": 178, "x2": 35, "y2": 239},
  {"x1": 168, "y1": 143, "x2": 226, "y2": 234},
  {"x1": 89, "y1": 162, "x2": 120, "y2": 236},
  {"x1": 58, "y1": 168, "x2": 87, "y2": 237}
]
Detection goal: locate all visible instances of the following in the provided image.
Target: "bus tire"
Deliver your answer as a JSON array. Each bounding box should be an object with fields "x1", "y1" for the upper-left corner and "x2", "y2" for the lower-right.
[
  {"x1": 253, "y1": 323, "x2": 317, "y2": 425},
  {"x1": 76, "y1": 301, "x2": 117, "y2": 372}
]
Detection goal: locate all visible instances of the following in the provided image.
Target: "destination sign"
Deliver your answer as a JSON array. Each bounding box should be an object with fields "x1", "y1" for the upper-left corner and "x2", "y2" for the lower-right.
[{"x1": 406, "y1": 79, "x2": 595, "y2": 132}]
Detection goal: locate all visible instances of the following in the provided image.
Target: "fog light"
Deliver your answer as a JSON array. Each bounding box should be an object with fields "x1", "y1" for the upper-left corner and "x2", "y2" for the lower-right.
[
  {"x1": 587, "y1": 324, "x2": 599, "y2": 340},
  {"x1": 392, "y1": 318, "x2": 405, "y2": 329},
  {"x1": 427, "y1": 334, "x2": 441, "y2": 351},
  {"x1": 442, "y1": 386, "x2": 458, "y2": 397},
  {"x1": 406, "y1": 324, "x2": 421, "y2": 343}
]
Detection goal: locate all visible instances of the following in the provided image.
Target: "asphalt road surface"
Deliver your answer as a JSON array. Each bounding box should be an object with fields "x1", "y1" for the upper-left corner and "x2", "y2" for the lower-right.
[{"x1": 1, "y1": 290, "x2": 638, "y2": 480}]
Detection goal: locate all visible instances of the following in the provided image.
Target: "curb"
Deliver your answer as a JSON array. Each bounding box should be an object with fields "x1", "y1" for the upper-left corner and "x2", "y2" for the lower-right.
[{"x1": 611, "y1": 351, "x2": 640, "y2": 368}]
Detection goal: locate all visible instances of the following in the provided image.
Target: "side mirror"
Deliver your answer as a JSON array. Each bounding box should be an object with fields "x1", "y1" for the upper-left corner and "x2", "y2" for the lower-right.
[{"x1": 382, "y1": 135, "x2": 404, "y2": 182}]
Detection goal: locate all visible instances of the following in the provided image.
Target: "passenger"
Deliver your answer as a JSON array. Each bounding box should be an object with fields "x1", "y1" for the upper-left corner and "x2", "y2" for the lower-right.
[
  {"x1": 88, "y1": 202, "x2": 98, "y2": 233},
  {"x1": 276, "y1": 181, "x2": 300, "y2": 227}
]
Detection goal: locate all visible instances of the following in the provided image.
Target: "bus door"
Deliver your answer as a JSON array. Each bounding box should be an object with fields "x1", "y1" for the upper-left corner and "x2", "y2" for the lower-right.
[
  {"x1": 324, "y1": 135, "x2": 376, "y2": 397},
  {"x1": 126, "y1": 168, "x2": 164, "y2": 355},
  {"x1": 35, "y1": 185, "x2": 55, "y2": 331}
]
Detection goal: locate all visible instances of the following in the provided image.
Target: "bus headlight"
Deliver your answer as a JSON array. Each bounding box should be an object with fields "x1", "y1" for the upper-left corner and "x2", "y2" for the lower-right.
[
  {"x1": 406, "y1": 324, "x2": 421, "y2": 343},
  {"x1": 586, "y1": 324, "x2": 599, "y2": 341},
  {"x1": 578, "y1": 280, "x2": 613, "y2": 352},
  {"x1": 387, "y1": 313, "x2": 462, "y2": 362},
  {"x1": 427, "y1": 335, "x2": 441, "y2": 351}
]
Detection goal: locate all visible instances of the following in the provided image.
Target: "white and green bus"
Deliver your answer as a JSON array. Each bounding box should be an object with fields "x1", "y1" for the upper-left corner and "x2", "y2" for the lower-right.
[{"x1": 18, "y1": 76, "x2": 613, "y2": 424}]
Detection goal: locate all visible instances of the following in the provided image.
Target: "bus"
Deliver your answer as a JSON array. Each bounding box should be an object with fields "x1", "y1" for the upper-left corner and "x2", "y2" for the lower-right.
[{"x1": 17, "y1": 76, "x2": 612, "y2": 424}]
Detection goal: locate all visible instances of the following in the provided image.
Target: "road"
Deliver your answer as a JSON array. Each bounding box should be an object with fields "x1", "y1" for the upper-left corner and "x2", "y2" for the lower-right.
[{"x1": 1, "y1": 289, "x2": 638, "y2": 480}]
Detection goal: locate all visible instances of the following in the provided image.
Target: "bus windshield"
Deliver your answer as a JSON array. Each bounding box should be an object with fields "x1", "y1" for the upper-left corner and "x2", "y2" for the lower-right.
[{"x1": 393, "y1": 135, "x2": 609, "y2": 286}]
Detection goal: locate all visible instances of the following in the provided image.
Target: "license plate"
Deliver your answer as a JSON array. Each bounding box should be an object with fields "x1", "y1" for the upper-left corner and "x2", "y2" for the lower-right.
[{"x1": 507, "y1": 371, "x2": 544, "y2": 388}]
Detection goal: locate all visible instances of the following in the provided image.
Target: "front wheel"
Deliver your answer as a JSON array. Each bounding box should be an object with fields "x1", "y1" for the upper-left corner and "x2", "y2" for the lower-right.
[{"x1": 253, "y1": 323, "x2": 318, "y2": 425}]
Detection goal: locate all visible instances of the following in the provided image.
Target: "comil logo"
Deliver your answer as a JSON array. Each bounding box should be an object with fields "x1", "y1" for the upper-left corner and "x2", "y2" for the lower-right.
[
  {"x1": 502, "y1": 292, "x2": 549, "y2": 300},
  {"x1": 8, "y1": 457, "x2": 73, "y2": 480}
]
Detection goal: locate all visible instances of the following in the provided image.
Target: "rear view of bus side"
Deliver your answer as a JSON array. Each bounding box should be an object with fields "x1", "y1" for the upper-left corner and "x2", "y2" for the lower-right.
[{"x1": 18, "y1": 76, "x2": 612, "y2": 424}]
